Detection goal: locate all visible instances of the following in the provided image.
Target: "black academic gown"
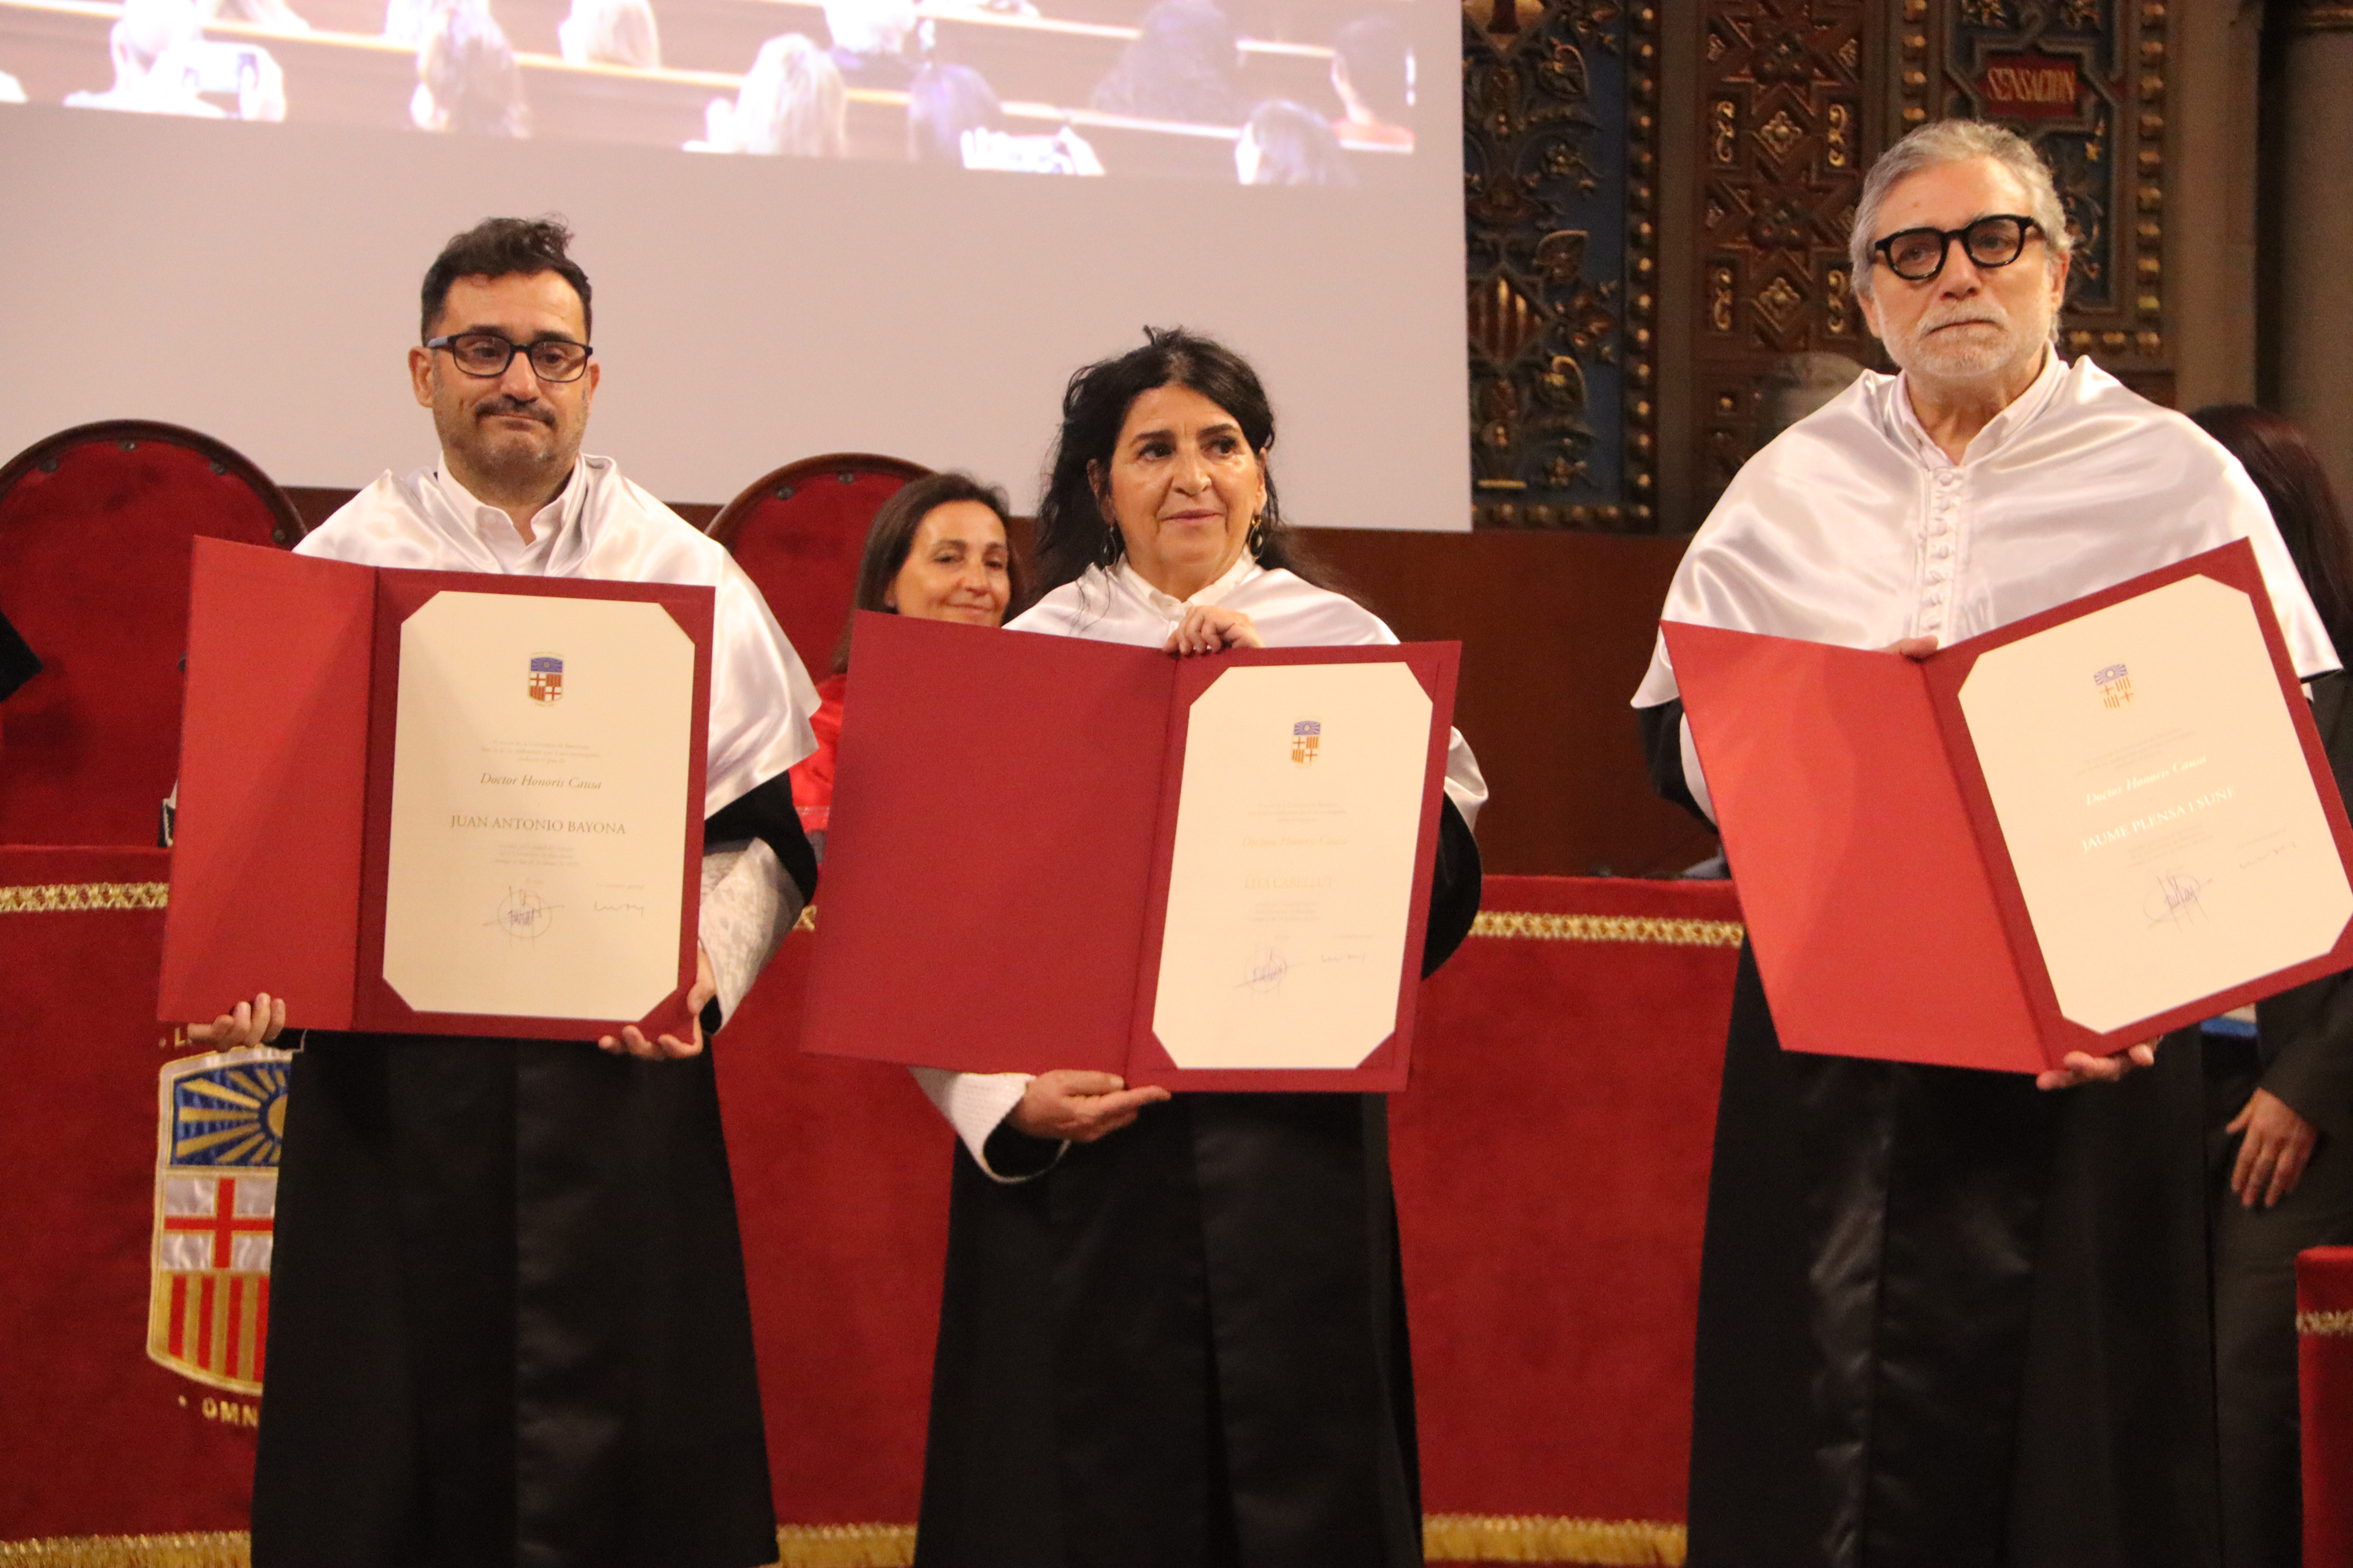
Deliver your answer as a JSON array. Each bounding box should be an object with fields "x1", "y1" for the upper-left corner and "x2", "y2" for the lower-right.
[
  {"x1": 912, "y1": 801, "x2": 1481, "y2": 1568},
  {"x1": 1641, "y1": 703, "x2": 2222, "y2": 1568},
  {"x1": 250, "y1": 778, "x2": 814, "y2": 1568}
]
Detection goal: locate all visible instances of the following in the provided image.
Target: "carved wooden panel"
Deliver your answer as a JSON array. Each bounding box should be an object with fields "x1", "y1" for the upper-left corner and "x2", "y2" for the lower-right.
[
  {"x1": 1889, "y1": 0, "x2": 2172, "y2": 402},
  {"x1": 1463, "y1": 1, "x2": 1663, "y2": 530},
  {"x1": 1689, "y1": 0, "x2": 1880, "y2": 510}
]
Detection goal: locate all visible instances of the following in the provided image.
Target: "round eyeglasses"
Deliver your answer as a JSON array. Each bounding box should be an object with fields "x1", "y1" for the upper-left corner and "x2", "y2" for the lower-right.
[
  {"x1": 1870, "y1": 214, "x2": 2042, "y2": 284},
  {"x1": 424, "y1": 332, "x2": 594, "y2": 383}
]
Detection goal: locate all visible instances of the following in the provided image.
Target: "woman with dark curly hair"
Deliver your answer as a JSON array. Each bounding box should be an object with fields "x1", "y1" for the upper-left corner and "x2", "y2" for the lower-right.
[{"x1": 909, "y1": 327, "x2": 1485, "y2": 1568}]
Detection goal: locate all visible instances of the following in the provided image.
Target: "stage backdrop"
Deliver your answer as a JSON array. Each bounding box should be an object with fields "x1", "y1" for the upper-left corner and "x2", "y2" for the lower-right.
[{"x1": 0, "y1": 852, "x2": 1737, "y2": 1568}]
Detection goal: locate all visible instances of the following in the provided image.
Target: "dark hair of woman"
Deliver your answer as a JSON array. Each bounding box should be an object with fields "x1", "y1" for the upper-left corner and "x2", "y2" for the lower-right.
[
  {"x1": 907, "y1": 62, "x2": 1003, "y2": 162},
  {"x1": 2191, "y1": 404, "x2": 2353, "y2": 656},
  {"x1": 1241, "y1": 99, "x2": 1354, "y2": 187},
  {"x1": 1024, "y1": 326, "x2": 1332, "y2": 613},
  {"x1": 834, "y1": 469, "x2": 1020, "y2": 672},
  {"x1": 1087, "y1": 0, "x2": 1247, "y2": 126}
]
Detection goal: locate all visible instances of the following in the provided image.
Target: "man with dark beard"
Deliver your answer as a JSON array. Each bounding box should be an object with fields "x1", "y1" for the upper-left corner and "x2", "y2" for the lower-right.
[
  {"x1": 192, "y1": 216, "x2": 819, "y2": 1568},
  {"x1": 1634, "y1": 122, "x2": 2337, "y2": 1568}
]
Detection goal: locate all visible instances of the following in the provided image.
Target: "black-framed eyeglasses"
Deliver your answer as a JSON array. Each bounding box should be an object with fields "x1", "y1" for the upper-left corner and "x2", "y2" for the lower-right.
[
  {"x1": 1869, "y1": 214, "x2": 2042, "y2": 284},
  {"x1": 424, "y1": 332, "x2": 594, "y2": 383}
]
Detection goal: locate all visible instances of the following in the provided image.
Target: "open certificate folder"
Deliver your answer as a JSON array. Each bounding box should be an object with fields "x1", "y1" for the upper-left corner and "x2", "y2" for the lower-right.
[
  {"x1": 798, "y1": 613, "x2": 1460, "y2": 1092},
  {"x1": 1665, "y1": 539, "x2": 2353, "y2": 1073},
  {"x1": 159, "y1": 539, "x2": 712, "y2": 1041}
]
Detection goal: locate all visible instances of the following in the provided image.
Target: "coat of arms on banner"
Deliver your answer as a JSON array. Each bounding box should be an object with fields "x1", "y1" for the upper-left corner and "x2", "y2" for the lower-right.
[
  {"x1": 2094, "y1": 662, "x2": 2133, "y2": 709},
  {"x1": 529, "y1": 654, "x2": 565, "y2": 705},
  {"x1": 1291, "y1": 719, "x2": 1322, "y2": 765},
  {"x1": 148, "y1": 1047, "x2": 293, "y2": 1395}
]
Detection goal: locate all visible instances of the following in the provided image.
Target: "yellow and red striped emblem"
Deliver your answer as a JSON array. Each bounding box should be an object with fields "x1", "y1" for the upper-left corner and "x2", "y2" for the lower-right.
[{"x1": 147, "y1": 1047, "x2": 292, "y2": 1394}]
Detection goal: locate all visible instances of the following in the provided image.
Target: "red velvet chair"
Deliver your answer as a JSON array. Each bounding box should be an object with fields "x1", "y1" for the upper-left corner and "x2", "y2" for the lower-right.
[
  {"x1": 2303, "y1": 1245, "x2": 2353, "y2": 1567},
  {"x1": 706, "y1": 453, "x2": 931, "y2": 678},
  {"x1": 0, "y1": 421, "x2": 303, "y2": 847}
]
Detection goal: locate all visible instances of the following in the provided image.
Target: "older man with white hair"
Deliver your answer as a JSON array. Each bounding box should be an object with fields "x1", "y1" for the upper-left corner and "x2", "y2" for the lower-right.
[{"x1": 1634, "y1": 121, "x2": 2337, "y2": 1568}]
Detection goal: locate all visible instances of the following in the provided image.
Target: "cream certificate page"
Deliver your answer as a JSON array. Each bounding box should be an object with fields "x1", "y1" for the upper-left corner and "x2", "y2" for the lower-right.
[
  {"x1": 1152, "y1": 662, "x2": 1432, "y2": 1069},
  {"x1": 382, "y1": 591, "x2": 696, "y2": 1021},
  {"x1": 1959, "y1": 574, "x2": 2353, "y2": 1033}
]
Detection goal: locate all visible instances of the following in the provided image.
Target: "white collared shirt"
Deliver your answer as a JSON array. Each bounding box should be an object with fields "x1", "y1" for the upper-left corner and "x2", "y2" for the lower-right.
[{"x1": 431, "y1": 461, "x2": 587, "y2": 575}]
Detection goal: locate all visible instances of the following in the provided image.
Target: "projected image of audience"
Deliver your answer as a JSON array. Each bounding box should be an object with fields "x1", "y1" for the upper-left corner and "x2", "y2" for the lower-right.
[{"x1": 13, "y1": 0, "x2": 1415, "y2": 182}]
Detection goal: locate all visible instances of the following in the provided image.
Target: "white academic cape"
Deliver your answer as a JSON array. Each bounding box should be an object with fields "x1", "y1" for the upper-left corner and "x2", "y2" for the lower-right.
[{"x1": 1633, "y1": 352, "x2": 2339, "y2": 816}]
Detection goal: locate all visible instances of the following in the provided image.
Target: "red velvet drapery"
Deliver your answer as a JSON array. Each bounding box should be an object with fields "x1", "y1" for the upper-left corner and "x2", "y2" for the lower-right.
[{"x1": 0, "y1": 852, "x2": 1737, "y2": 1564}]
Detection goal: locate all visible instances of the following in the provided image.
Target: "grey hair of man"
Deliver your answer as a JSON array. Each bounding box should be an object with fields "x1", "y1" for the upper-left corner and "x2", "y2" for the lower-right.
[{"x1": 1847, "y1": 119, "x2": 2073, "y2": 302}]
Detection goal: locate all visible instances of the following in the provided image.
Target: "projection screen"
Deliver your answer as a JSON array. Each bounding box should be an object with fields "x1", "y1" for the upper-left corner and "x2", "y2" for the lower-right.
[{"x1": 0, "y1": 0, "x2": 1468, "y2": 528}]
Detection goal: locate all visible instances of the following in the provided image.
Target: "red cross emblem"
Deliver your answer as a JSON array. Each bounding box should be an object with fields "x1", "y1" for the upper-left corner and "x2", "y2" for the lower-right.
[{"x1": 149, "y1": 1049, "x2": 289, "y2": 1395}]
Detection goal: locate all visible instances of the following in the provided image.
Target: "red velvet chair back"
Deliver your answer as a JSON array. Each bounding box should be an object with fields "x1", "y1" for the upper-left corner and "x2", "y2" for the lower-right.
[
  {"x1": 708, "y1": 453, "x2": 931, "y2": 677},
  {"x1": 0, "y1": 421, "x2": 302, "y2": 846}
]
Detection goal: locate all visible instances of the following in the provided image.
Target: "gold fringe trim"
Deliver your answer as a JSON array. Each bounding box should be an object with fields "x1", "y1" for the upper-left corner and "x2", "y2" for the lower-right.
[
  {"x1": 0, "y1": 881, "x2": 170, "y2": 913},
  {"x1": 1424, "y1": 1514, "x2": 1686, "y2": 1565},
  {"x1": 2299, "y1": 1308, "x2": 2353, "y2": 1336},
  {"x1": 773, "y1": 1524, "x2": 915, "y2": 1567},
  {"x1": 790, "y1": 903, "x2": 1737, "y2": 950},
  {"x1": 1, "y1": 1518, "x2": 1683, "y2": 1568},
  {"x1": 1470, "y1": 910, "x2": 1742, "y2": 949},
  {"x1": 0, "y1": 1534, "x2": 247, "y2": 1567}
]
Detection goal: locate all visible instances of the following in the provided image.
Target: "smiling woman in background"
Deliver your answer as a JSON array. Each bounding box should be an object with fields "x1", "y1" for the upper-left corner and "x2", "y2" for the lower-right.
[
  {"x1": 788, "y1": 471, "x2": 1017, "y2": 849},
  {"x1": 909, "y1": 326, "x2": 1485, "y2": 1568}
]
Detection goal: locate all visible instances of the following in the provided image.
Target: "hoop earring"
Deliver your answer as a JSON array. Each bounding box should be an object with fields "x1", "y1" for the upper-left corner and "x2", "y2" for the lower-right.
[
  {"x1": 1098, "y1": 522, "x2": 1125, "y2": 570},
  {"x1": 1247, "y1": 512, "x2": 1268, "y2": 557}
]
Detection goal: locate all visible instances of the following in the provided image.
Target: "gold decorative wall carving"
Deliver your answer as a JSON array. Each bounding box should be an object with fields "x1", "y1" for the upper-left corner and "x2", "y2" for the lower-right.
[
  {"x1": 1887, "y1": 0, "x2": 2173, "y2": 404},
  {"x1": 1467, "y1": 1, "x2": 2174, "y2": 530},
  {"x1": 1689, "y1": 0, "x2": 1880, "y2": 513},
  {"x1": 1463, "y1": 0, "x2": 1663, "y2": 530}
]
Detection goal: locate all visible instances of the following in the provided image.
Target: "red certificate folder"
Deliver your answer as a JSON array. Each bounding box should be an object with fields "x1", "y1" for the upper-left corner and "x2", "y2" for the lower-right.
[
  {"x1": 799, "y1": 612, "x2": 1460, "y2": 1092},
  {"x1": 159, "y1": 538, "x2": 711, "y2": 1041},
  {"x1": 1666, "y1": 541, "x2": 2353, "y2": 1073}
]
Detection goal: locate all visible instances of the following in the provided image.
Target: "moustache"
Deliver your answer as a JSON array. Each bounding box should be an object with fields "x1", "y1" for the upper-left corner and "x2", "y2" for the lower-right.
[
  {"x1": 477, "y1": 398, "x2": 553, "y2": 424},
  {"x1": 1918, "y1": 307, "x2": 2007, "y2": 335}
]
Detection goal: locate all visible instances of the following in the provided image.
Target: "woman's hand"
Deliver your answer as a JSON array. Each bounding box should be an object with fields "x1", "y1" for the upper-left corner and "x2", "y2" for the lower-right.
[
  {"x1": 1879, "y1": 636, "x2": 1939, "y2": 659},
  {"x1": 2034, "y1": 1039, "x2": 2157, "y2": 1092},
  {"x1": 1163, "y1": 605, "x2": 1263, "y2": 656},
  {"x1": 1008, "y1": 1070, "x2": 1171, "y2": 1143},
  {"x1": 598, "y1": 945, "x2": 715, "y2": 1060},
  {"x1": 2226, "y1": 1087, "x2": 2320, "y2": 1208},
  {"x1": 189, "y1": 993, "x2": 286, "y2": 1049}
]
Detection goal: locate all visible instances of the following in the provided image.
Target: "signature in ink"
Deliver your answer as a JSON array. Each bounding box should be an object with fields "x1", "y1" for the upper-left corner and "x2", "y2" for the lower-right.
[
  {"x1": 2142, "y1": 870, "x2": 2210, "y2": 929},
  {"x1": 489, "y1": 887, "x2": 558, "y2": 940},
  {"x1": 1238, "y1": 947, "x2": 1289, "y2": 993},
  {"x1": 593, "y1": 899, "x2": 648, "y2": 917}
]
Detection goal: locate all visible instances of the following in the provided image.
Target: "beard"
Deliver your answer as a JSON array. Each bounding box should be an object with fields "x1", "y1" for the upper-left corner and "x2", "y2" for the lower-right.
[
  {"x1": 434, "y1": 394, "x2": 572, "y2": 490},
  {"x1": 1889, "y1": 294, "x2": 2050, "y2": 387}
]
